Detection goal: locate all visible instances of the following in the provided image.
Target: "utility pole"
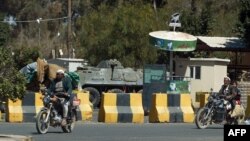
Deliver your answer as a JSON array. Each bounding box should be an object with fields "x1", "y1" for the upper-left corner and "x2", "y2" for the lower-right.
[{"x1": 67, "y1": 0, "x2": 72, "y2": 58}]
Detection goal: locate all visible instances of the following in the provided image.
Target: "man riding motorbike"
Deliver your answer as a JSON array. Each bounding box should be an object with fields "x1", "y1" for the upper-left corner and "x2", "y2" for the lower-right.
[
  {"x1": 218, "y1": 76, "x2": 237, "y2": 122},
  {"x1": 48, "y1": 69, "x2": 72, "y2": 126}
]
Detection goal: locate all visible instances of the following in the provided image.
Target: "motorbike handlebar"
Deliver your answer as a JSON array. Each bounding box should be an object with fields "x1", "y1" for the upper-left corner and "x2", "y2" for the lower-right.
[{"x1": 52, "y1": 92, "x2": 70, "y2": 98}]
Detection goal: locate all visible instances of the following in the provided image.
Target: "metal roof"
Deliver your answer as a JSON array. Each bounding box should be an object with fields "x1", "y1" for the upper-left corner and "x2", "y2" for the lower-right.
[{"x1": 196, "y1": 36, "x2": 246, "y2": 51}]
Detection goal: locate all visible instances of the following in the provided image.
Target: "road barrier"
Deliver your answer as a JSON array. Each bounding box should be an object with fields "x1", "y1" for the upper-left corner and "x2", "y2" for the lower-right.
[
  {"x1": 195, "y1": 92, "x2": 209, "y2": 109},
  {"x1": 149, "y1": 93, "x2": 194, "y2": 123},
  {"x1": 246, "y1": 95, "x2": 250, "y2": 118},
  {"x1": 74, "y1": 91, "x2": 93, "y2": 121},
  {"x1": 199, "y1": 93, "x2": 210, "y2": 108},
  {"x1": 6, "y1": 91, "x2": 42, "y2": 122},
  {"x1": 195, "y1": 92, "x2": 209, "y2": 102},
  {"x1": 6, "y1": 91, "x2": 92, "y2": 122},
  {"x1": 98, "y1": 93, "x2": 144, "y2": 123}
]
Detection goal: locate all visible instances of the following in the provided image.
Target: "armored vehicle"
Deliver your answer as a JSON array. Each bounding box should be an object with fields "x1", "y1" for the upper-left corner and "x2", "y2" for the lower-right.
[{"x1": 76, "y1": 59, "x2": 143, "y2": 107}]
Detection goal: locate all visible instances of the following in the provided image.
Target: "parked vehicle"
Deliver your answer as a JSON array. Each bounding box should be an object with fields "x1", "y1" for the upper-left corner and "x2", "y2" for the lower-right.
[
  {"x1": 195, "y1": 92, "x2": 245, "y2": 129},
  {"x1": 77, "y1": 59, "x2": 143, "y2": 107},
  {"x1": 36, "y1": 89, "x2": 80, "y2": 134}
]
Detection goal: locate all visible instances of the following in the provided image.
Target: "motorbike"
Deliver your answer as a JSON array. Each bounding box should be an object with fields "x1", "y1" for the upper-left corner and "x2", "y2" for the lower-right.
[
  {"x1": 195, "y1": 92, "x2": 245, "y2": 129},
  {"x1": 36, "y1": 89, "x2": 80, "y2": 134}
]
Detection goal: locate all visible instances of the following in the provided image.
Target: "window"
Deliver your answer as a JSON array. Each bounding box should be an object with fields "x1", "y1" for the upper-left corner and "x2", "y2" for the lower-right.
[
  {"x1": 190, "y1": 67, "x2": 194, "y2": 78},
  {"x1": 190, "y1": 66, "x2": 201, "y2": 79}
]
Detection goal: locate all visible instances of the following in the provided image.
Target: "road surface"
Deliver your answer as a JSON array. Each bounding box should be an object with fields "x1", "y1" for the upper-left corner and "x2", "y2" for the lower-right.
[{"x1": 0, "y1": 122, "x2": 223, "y2": 141}]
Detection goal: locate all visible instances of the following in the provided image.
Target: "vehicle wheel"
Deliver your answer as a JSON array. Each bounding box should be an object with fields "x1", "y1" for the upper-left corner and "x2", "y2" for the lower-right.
[
  {"x1": 109, "y1": 88, "x2": 124, "y2": 93},
  {"x1": 83, "y1": 87, "x2": 100, "y2": 108},
  {"x1": 62, "y1": 114, "x2": 76, "y2": 133},
  {"x1": 195, "y1": 108, "x2": 210, "y2": 129},
  {"x1": 36, "y1": 110, "x2": 50, "y2": 134}
]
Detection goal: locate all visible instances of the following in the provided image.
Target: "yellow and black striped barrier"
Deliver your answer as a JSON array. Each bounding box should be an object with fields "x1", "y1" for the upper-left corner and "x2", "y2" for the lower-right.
[
  {"x1": 246, "y1": 95, "x2": 250, "y2": 118},
  {"x1": 149, "y1": 93, "x2": 194, "y2": 123},
  {"x1": 6, "y1": 91, "x2": 42, "y2": 122},
  {"x1": 74, "y1": 91, "x2": 93, "y2": 121},
  {"x1": 199, "y1": 93, "x2": 210, "y2": 108},
  {"x1": 195, "y1": 92, "x2": 209, "y2": 103},
  {"x1": 6, "y1": 91, "x2": 92, "y2": 122},
  {"x1": 98, "y1": 93, "x2": 144, "y2": 123}
]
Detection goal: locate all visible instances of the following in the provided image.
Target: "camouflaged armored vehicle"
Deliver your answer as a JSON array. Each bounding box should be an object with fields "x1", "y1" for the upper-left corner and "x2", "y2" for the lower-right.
[{"x1": 76, "y1": 59, "x2": 143, "y2": 107}]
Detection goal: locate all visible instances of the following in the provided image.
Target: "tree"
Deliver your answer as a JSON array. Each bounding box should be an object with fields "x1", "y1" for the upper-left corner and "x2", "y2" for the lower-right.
[
  {"x1": 0, "y1": 48, "x2": 26, "y2": 101},
  {"x1": 0, "y1": 23, "x2": 10, "y2": 47},
  {"x1": 77, "y1": 3, "x2": 159, "y2": 67},
  {"x1": 13, "y1": 47, "x2": 40, "y2": 70},
  {"x1": 237, "y1": 0, "x2": 250, "y2": 47}
]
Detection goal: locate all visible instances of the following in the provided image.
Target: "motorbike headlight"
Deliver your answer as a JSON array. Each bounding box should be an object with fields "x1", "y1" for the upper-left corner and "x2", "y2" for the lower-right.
[
  {"x1": 208, "y1": 96, "x2": 213, "y2": 102},
  {"x1": 43, "y1": 96, "x2": 50, "y2": 105}
]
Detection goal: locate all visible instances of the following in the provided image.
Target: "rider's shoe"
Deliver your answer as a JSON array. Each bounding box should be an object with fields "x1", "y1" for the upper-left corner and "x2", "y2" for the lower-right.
[
  {"x1": 222, "y1": 120, "x2": 228, "y2": 125},
  {"x1": 61, "y1": 118, "x2": 67, "y2": 126}
]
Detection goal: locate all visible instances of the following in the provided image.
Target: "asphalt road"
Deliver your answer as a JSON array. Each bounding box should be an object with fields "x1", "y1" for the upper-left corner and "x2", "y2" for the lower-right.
[{"x1": 0, "y1": 122, "x2": 223, "y2": 141}]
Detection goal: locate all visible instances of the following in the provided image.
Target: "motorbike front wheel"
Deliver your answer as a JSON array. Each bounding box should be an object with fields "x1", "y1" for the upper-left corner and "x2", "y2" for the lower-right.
[
  {"x1": 195, "y1": 108, "x2": 210, "y2": 129},
  {"x1": 36, "y1": 110, "x2": 50, "y2": 134}
]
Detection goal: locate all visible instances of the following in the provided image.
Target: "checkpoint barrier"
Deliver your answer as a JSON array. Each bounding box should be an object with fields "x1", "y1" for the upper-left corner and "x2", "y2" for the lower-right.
[
  {"x1": 6, "y1": 91, "x2": 43, "y2": 122},
  {"x1": 195, "y1": 92, "x2": 209, "y2": 108},
  {"x1": 149, "y1": 93, "x2": 194, "y2": 123},
  {"x1": 74, "y1": 91, "x2": 93, "y2": 121},
  {"x1": 199, "y1": 93, "x2": 210, "y2": 108},
  {"x1": 6, "y1": 91, "x2": 92, "y2": 122},
  {"x1": 195, "y1": 92, "x2": 209, "y2": 102},
  {"x1": 98, "y1": 93, "x2": 144, "y2": 123},
  {"x1": 246, "y1": 95, "x2": 250, "y2": 118}
]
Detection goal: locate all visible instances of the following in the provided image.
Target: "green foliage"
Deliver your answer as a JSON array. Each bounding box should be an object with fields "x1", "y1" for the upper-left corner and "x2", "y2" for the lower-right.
[
  {"x1": 13, "y1": 47, "x2": 40, "y2": 70},
  {"x1": 78, "y1": 3, "x2": 158, "y2": 67},
  {"x1": 0, "y1": 23, "x2": 10, "y2": 47},
  {"x1": 0, "y1": 0, "x2": 246, "y2": 65},
  {"x1": 0, "y1": 48, "x2": 26, "y2": 101},
  {"x1": 237, "y1": 0, "x2": 250, "y2": 47}
]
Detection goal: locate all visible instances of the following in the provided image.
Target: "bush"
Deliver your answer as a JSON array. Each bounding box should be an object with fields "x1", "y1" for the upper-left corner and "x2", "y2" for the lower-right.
[{"x1": 0, "y1": 48, "x2": 27, "y2": 101}]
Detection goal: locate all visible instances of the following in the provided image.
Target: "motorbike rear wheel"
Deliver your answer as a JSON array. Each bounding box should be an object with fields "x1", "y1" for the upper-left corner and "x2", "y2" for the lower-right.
[
  {"x1": 36, "y1": 110, "x2": 50, "y2": 134},
  {"x1": 61, "y1": 114, "x2": 76, "y2": 133},
  {"x1": 195, "y1": 108, "x2": 210, "y2": 129}
]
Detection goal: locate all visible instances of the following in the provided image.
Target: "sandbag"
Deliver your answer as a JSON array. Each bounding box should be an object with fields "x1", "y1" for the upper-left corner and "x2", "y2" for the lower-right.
[
  {"x1": 230, "y1": 104, "x2": 245, "y2": 118},
  {"x1": 48, "y1": 64, "x2": 65, "y2": 80},
  {"x1": 37, "y1": 58, "x2": 48, "y2": 83}
]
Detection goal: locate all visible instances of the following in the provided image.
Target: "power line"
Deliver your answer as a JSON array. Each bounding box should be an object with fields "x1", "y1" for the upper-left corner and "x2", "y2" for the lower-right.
[{"x1": 0, "y1": 16, "x2": 68, "y2": 24}]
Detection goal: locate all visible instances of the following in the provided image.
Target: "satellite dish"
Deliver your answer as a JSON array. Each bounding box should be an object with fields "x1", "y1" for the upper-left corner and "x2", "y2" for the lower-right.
[{"x1": 149, "y1": 31, "x2": 197, "y2": 52}]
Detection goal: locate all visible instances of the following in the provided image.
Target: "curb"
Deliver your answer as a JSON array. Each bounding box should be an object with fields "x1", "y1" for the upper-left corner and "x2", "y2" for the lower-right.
[{"x1": 0, "y1": 134, "x2": 33, "y2": 141}]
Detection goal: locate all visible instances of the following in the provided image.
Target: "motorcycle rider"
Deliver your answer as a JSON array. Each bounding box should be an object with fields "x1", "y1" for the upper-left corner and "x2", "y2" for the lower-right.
[
  {"x1": 48, "y1": 69, "x2": 72, "y2": 126},
  {"x1": 231, "y1": 80, "x2": 241, "y2": 102},
  {"x1": 218, "y1": 76, "x2": 237, "y2": 121}
]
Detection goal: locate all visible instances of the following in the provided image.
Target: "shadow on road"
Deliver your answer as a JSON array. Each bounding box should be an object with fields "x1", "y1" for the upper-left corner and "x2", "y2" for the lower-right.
[
  {"x1": 31, "y1": 131, "x2": 64, "y2": 135},
  {"x1": 192, "y1": 126, "x2": 224, "y2": 130}
]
